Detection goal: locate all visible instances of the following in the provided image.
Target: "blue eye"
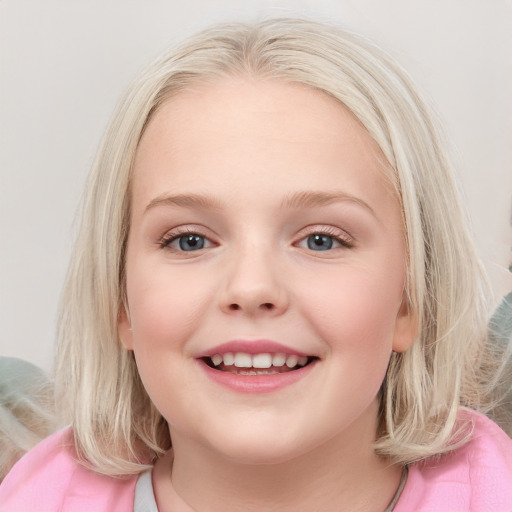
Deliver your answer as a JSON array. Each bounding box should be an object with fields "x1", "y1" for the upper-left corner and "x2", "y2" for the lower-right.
[
  {"x1": 161, "y1": 232, "x2": 211, "y2": 252},
  {"x1": 177, "y1": 234, "x2": 206, "y2": 251},
  {"x1": 160, "y1": 227, "x2": 216, "y2": 253},
  {"x1": 306, "y1": 234, "x2": 335, "y2": 251}
]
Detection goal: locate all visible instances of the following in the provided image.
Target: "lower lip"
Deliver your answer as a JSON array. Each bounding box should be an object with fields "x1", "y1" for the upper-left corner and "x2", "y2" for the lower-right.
[{"x1": 197, "y1": 360, "x2": 317, "y2": 393}]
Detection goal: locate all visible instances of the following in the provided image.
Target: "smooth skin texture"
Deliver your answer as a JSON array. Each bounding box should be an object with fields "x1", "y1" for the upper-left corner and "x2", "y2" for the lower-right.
[{"x1": 119, "y1": 78, "x2": 416, "y2": 512}]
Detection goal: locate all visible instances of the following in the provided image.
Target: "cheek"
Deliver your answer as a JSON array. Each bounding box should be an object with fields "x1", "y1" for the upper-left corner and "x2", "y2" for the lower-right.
[
  {"x1": 300, "y1": 264, "x2": 404, "y2": 356},
  {"x1": 123, "y1": 258, "x2": 220, "y2": 401},
  {"x1": 125, "y1": 267, "x2": 207, "y2": 427},
  {"x1": 126, "y1": 262, "x2": 211, "y2": 351}
]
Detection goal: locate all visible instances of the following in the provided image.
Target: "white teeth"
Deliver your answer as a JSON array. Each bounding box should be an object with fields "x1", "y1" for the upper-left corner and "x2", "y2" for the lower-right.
[
  {"x1": 252, "y1": 353, "x2": 272, "y2": 368},
  {"x1": 209, "y1": 352, "x2": 310, "y2": 370},
  {"x1": 286, "y1": 355, "x2": 298, "y2": 368},
  {"x1": 272, "y1": 353, "x2": 286, "y2": 366},
  {"x1": 223, "y1": 353, "x2": 235, "y2": 366},
  {"x1": 234, "y1": 353, "x2": 252, "y2": 368}
]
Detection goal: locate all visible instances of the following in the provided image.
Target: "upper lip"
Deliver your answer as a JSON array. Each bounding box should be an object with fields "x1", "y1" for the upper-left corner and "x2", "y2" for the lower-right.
[{"x1": 195, "y1": 340, "x2": 310, "y2": 358}]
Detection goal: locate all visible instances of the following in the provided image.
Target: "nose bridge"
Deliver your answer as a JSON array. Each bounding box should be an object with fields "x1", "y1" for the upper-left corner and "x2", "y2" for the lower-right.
[{"x1": 220, "y1": 236, "x2": 288, "y2": 316}]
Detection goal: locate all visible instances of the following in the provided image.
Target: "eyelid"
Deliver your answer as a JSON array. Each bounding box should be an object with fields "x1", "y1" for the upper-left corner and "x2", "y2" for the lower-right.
[
  {"x1": 158, "y1": 225, "x2": 216, "y2": 250},
  {"x1": 295, "y1": 225, "x2": 354, "y2": 248}
]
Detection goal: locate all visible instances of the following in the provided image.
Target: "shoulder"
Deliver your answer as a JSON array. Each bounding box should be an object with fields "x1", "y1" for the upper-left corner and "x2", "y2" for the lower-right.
[
  {"x1": 0, "y1": 427, "x2": 137, "y2": 512},
  {"x1": 395, "y1": 409, "x2": 512, "y2": 511}
]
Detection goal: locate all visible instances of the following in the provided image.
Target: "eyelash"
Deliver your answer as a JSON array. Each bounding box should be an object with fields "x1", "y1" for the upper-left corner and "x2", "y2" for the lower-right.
[
  {"x1": 300, "y1": 226, "x2": 354, "y2": 249},
  {"x1": 158, "y1": 226, "x2": 354, "y2": 252},
  {"x1": 158, "y1": 227, "x2": 211, "y2": 250}
]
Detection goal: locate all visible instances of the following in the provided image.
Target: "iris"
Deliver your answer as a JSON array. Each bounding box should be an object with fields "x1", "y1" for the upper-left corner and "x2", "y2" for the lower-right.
[
  {"x1": 179, "y1": 234, "x2": 205, "y2": 251},
  {"x1": 307, "y1": 234, "x2": 334, "y2": 251}
]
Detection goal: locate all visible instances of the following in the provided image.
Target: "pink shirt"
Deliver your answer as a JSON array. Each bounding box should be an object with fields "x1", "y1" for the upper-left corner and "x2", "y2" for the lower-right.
[
  {"x1": 1, "y1": 409, "x2": 511, "y2": 511},
  {"x1": 394, "y1": 410, "x2": 512, "y2": 511}
]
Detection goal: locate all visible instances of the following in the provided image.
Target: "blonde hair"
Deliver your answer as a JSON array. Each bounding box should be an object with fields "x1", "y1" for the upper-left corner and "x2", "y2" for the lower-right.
[
  {"x1": 0, "y1": 358, "x2": 57, "y2": 481},
  {"x1": 55, "y1": 18, "x2": 503, "y2": 475}
]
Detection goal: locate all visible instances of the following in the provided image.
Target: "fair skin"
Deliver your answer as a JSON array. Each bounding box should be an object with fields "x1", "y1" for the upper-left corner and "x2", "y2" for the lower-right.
[{"x1": 119, "y1": 77, "x2": 416, "y2": 511}]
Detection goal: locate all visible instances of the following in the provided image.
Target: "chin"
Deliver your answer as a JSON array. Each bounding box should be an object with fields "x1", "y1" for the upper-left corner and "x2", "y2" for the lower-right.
[{"x1": 205, "y1": 427, "x2": 313, "y2": 467}]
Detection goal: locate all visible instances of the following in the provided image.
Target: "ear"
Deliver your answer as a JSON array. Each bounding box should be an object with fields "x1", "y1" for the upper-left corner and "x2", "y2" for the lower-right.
[
  {"x1": 118, "y1": 305, "x2": 135, "y2": 351},
  {"x1": 392, "y1": 297, "x2": 417, "y2": 353}
]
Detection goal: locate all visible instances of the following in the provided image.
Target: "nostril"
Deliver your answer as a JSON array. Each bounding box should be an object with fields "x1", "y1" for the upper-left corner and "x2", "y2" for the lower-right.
[{"x1": 226, "y1": 302, "x2": 275, "y2": 312}]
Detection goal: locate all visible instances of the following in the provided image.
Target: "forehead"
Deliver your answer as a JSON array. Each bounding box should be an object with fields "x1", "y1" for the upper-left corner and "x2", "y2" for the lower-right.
[
  {"x1": 132, "y1": 77, "x2": 397, "y2": 212},
  {"x1": 138, "y1": 77, "x2": 382, "y2": 158}
]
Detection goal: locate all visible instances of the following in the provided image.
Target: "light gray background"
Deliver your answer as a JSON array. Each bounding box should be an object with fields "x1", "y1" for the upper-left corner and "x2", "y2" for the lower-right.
[{"x1": 1, "y1": 0, "x2": 511, "y2": 372}]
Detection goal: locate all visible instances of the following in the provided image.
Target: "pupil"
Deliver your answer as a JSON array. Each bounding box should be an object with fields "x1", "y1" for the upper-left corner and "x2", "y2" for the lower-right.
[
  {"x1": 307, "y1": 234, "x2": 333, "y2": 251},
  {"x1": 179, "y1": 234, "x2": 204, "y2": 251}
]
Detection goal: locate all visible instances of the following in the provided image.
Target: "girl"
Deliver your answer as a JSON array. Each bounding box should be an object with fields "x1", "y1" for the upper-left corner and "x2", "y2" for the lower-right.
[{"x1": 1, "y1": 18, "x2": 511, "y2": 512}]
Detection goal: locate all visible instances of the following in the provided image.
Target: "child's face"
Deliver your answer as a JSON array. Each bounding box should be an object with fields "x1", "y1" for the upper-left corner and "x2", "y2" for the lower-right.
[{"x1": 119, "y1": 78, "x2": 415, "y2": 465}]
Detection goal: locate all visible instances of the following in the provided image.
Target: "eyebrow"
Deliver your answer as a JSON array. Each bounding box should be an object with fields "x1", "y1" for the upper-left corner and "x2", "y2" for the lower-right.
[
  {"x1": 144, "y1": 190, "x2": 376, "y2": 217},
  {"x1": 281, "y1": 190, "x2": 376, "y2": 217},
  {"x1": 144, "y1": 193, "x2": 223, "y2": 213}
]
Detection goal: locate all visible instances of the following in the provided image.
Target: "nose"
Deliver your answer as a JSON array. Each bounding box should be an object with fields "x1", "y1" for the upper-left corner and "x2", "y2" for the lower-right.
[{"x1": 218, "y1": 245, "x2": 289, "y2": 317}]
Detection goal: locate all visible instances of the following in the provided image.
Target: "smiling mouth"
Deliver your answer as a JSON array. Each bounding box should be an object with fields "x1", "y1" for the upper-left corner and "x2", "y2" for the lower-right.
[{"x1": 202, "y1": 352, "x2": 317, "y2": 375}]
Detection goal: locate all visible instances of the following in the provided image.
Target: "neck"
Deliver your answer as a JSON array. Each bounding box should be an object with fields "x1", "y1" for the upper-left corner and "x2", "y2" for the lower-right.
[{"x1": 153, "y1": 403, "x2": 402, "y2": 512}]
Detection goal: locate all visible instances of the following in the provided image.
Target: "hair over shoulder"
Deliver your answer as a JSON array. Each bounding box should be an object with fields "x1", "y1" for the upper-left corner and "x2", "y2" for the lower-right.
[{"x1": 55, "y1": 18, "x2": 505, "y2": 476}]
